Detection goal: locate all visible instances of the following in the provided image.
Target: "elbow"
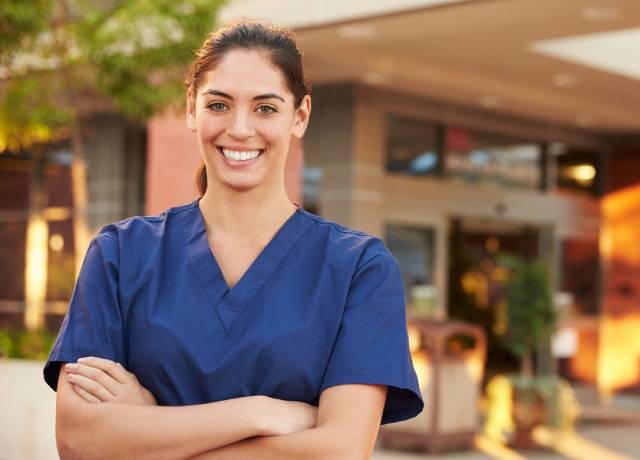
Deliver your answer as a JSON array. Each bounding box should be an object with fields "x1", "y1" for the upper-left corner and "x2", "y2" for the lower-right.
[
  {"x1": 56, "y1": 398, "x2": 107, "y2": 459},
  {"x1": 56, "y1": 416, "x2": 84, "y2": 460},
  {"x1": 56, "y1": 434, "x2": 79, "y2": 460},
  {"x1": 56, "y1": 408, "x2": 92, "y2": 460},
  {"x1": 57, "y1": 418, "x2": 108, "y2": 460}
]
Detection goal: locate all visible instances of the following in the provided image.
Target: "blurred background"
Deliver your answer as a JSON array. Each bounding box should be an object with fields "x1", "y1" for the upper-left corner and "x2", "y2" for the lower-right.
[{"x1": 1, "y1": 0, "x2": 640, "y2": 458}]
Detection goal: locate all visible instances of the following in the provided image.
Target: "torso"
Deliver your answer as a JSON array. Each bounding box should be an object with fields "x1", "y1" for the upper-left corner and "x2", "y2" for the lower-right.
[{"x1": 117, "y1": 199, "x2": 380, "y2": 406}]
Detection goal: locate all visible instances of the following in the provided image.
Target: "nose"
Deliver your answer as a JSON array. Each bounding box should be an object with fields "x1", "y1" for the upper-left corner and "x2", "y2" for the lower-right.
[{"x1": 226, "y1": 108, "x2": 255, "y2": 139}]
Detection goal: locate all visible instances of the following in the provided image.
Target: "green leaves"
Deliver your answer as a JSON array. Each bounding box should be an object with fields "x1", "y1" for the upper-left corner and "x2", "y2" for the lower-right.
[
  {"x1": 73, "y1": 0, "x2": 224, "y2": 120},
  {"x1": 498, "y1": 253, "x2": 556, "y2": 362},
  {"x1": 0, "y1": 74, "x2": 73, "y2": 151},
  {"x1": 1, "y1": 0, "x2": 224, "y2": 150},
  {"x1": 0, "y1": 0, "x2": 52, "y2": 64}
]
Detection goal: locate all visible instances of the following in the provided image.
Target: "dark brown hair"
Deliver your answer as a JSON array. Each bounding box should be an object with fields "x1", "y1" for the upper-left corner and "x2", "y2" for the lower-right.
[{"x1": 185, "y1": 19, "x2": 311, "y2": 196}]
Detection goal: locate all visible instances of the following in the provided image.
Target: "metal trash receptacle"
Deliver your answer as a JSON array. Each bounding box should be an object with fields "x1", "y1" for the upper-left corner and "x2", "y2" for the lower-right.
[{"x1": 379, "y1": 317, "x2": 487, "y2": 453}]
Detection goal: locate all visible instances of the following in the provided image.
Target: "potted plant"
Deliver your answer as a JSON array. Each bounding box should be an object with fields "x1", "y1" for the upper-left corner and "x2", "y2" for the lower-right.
[{"x1": 483, "y1": 253, "x2": 579, "y2": 448}]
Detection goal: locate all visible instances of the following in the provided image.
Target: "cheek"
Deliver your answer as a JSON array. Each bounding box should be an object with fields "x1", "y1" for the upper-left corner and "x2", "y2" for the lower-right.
[
  {"x1": 196, "y1": 115, "x2": 224, "y2": 140},
  {"x1": 259, "y1": 120, "x2": 290, "y2": 144}
]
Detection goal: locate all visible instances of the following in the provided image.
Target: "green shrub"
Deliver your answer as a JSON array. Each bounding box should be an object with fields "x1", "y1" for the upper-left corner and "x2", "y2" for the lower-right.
[{"x1": 0, "y1": 328, "x2": 56, "y2": 360}]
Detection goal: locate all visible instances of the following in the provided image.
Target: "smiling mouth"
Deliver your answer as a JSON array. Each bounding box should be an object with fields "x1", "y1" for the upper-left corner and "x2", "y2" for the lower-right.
[{"x1": 217, "y1": 146, "x2": 264, "y2": 162}]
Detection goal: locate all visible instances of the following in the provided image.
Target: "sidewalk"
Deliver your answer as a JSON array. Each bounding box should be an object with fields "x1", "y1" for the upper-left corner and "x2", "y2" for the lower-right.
[
  {"x1": 373, "y1": 447, "x2": 490, "y2": 459},
  {"x1": 371, "y1": 419, "x2": 640, "y2": 460}
]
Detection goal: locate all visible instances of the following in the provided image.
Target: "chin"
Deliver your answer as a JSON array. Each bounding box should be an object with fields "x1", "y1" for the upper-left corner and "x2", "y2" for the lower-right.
[{"x1": 222, "y1": 176, "x2": 263, "y2": 192}]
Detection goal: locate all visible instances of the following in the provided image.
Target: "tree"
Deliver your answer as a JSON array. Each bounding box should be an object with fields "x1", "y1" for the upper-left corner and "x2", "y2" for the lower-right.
[
  {"x1": 498, "y1": 253, "x2": 556, "y2": 377},
  {"x1": 1, "y1": 0, "x2": 224, "y2": 330}
]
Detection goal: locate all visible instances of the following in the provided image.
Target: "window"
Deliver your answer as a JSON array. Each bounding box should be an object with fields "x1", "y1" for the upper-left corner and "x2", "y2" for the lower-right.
[
  {"x1": 445, "y1": 126, "x2": 543, "y2": 188},
  {"x1": 385, "y1": 224, "x2": 436, "y2": 313},
  {"x1": 385, "y1": 116, "x2": 545, "y2": 189},
  {"x1": 386, "y1": 114, "x2": 440, "y2": 176}
]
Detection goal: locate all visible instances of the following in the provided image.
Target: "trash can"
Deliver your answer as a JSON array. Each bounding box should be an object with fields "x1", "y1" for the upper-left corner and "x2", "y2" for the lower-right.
[{"x1": 379, "y1": 317, "x2": 487, "y2": 453}]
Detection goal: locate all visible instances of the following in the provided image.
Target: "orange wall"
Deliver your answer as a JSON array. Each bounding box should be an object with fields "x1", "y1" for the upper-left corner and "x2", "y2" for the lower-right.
[
  {"x1": 568, "y1": 324, "x2": 599, "y2": 383},
  {"x1": 145, "y1": 111, "x2": 303, "y2": 215},
  {"x1": 598, "y1": 183, "x2": 640, "y2": 394}
]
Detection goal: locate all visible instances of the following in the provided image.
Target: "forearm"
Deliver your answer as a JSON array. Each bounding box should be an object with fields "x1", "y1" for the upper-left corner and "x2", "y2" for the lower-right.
[
  {"x1": 187, "y1": 425, "x2": 361, "y2": 460},
  {"x1": 60, "y1": 396, "x2": 266, "y2": 460}
]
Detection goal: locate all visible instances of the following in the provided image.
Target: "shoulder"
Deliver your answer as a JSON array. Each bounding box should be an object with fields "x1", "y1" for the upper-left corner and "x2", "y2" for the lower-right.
[
  {"x1": 87, "y1": 200, "x2": 199, "y2": 266},
  {"x1": 95, "y1": 200, "x2": 197, "y2": 243},
  {"x1": 296, "y1": 208, "x2": 395, "y2": 269}
]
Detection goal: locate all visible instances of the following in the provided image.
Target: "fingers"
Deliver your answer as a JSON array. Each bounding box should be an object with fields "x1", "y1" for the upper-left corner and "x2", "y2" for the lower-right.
[
  {"x1": 77, "y1": 356, "x2": 134, "y2": 384},
  {"x1": 67, "y1": 373, "x2": 114, "y2": 402},
  {"x1": 73, "y1": 384, "x2": 101, "y2": 403},
  {"x1": 65, "y1": 356, "x2": 133, "y2": 398}
]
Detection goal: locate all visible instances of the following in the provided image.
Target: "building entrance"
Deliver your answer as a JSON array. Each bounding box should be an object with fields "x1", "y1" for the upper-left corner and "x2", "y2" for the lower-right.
[{"x1": 447, "y1": 217, "x2": 541, "y2": 376}]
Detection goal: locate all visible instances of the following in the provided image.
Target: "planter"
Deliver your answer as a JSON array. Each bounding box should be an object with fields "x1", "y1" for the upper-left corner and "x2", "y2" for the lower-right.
[
  {"x1": 510, "y1": 390, "x2": 547, "y2": 448},
  {"x1": 483, "y1": 374, "x2": 580, "y2": 449}
]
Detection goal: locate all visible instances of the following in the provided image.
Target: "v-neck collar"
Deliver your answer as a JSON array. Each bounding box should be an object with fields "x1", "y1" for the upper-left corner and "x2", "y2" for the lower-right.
[{"x1": 178, "y1": 199, "x2": 312, "y2": 335}]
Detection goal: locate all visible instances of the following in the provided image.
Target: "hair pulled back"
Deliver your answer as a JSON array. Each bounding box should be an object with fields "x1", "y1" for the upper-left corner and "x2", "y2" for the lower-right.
[{"x1": 185, "y1": 19, "x2": 311, "y2": 196}]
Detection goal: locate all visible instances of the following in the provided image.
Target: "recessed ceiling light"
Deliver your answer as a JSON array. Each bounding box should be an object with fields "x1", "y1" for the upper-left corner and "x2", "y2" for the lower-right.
[
  {"x1": 531, "y1": 27, "x2": 640, "y2": 81},
  {"x1": 551, "y1": 73, "x2": 577, "y2": 88},
  {"x1": 582, "y1": 6, "x2": 620, "y2": 21},
  {"x1": 575, "y1": 114, "x2": 595, "y2": 127},
  {"x1": 363, "y1": 72, "x2": 388, "y2": 84},
  {"x1": 480, "y1": 95, "x2": 501, "y2": 108},
  {"x1": 338, "y1": 24, "x2": 378, "y2": 39}
]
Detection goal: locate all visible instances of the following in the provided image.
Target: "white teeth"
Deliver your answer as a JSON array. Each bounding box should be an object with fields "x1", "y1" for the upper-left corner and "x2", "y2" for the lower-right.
[{"x1": 221, "y1": 148, "x2": 261, "y2": 161}]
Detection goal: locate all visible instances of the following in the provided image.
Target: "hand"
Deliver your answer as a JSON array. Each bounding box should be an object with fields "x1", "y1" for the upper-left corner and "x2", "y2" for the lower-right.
[
  {"x1": 258, "y1": 397, "x2": 318, "y2": 436},
  {"x1": 64, "y1": 356, "x2": 157, "y2": 406}
]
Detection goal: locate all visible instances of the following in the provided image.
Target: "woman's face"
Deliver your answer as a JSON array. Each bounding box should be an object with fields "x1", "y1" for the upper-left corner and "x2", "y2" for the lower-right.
[{"x1": 187, "y1": 48, "x2": 311, "y2": 193}]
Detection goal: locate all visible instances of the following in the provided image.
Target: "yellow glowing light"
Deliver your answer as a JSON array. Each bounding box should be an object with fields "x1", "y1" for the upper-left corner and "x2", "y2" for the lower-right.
[
  {"x1": 407, "y1": 325, "x2": 422, "y2": 353},
  {"x1": 474, "y1": 435, "x2": 526, "y2": 460},
  {"x1": 49, "y1": 233, "x2": 64, "y2": 252},
  {"x1": 410, "y1": 351, "x2": 431, "y2": 391},
  {"x1": 483, "y1": 375, "x2": 514, "y2": 444},
  {"x1": 24, "y1": 214, "x2": 49, "y2": 330},
  {"x1": 562, "y1": 164, "x2": 596, "y2": 185}
]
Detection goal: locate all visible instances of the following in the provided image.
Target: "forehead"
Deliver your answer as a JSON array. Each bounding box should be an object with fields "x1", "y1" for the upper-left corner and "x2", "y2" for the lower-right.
[{"x1": 199, "y1": 49, "x2": 290, "y2": 99}]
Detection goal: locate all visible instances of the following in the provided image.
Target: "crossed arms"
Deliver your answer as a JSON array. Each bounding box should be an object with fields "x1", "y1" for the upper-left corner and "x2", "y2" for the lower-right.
[{"x1": 56, "y1": 359, "x2": 387, "y2": 459}]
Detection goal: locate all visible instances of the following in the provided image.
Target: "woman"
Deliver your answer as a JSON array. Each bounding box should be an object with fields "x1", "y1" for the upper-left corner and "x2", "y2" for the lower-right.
[{"x1": 44, "y1": 19, "x2": 423, "y2": 459}]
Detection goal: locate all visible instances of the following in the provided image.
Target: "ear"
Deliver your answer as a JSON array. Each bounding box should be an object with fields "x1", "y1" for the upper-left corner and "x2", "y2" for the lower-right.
[
  {"x1": 291, "y1": 94, "x2": 311, "y2": 139},
  {"x1": 186, "y1": 87, "x2": 197, "y2": 132}
]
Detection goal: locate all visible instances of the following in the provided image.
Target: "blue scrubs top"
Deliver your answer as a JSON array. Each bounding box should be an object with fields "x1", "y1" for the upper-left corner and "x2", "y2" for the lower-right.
[{"x1": 44, "y1": 199, "x2": 424, "y2": 424}]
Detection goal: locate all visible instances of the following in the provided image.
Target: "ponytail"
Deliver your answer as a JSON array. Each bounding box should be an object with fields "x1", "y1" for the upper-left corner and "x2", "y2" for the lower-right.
[{"x1": 195, "y1": 161, "x2": 207, "y2": 196}]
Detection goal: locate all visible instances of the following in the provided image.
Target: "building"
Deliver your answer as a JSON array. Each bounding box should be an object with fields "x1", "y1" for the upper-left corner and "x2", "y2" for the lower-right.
[{"x1": 2, "y1": 0, "x2": 639, "y2": 394}]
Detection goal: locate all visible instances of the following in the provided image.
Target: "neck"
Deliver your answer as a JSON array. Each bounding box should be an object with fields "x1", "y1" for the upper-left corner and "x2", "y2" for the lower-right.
[{"x1": 198, "y1": 180, "x2": 297, "y2": 241}]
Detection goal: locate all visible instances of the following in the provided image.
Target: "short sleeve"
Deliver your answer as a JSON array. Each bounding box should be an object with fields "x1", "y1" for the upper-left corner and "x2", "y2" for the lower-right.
[
  {"x1": 43, "y1": 229, "x2": 126, "y2": 391},
  {"x1": 319, "y1": 239, "x2": 424, "y2": 424}
]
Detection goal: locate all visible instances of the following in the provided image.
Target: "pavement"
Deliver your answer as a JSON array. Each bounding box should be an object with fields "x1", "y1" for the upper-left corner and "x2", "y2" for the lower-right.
[
  {"x1": 371, "y1": 420, "x2": 640, "y2": 460},
  {"x1": 370, "y1": 387, "x2": 640, "y2": 460}
]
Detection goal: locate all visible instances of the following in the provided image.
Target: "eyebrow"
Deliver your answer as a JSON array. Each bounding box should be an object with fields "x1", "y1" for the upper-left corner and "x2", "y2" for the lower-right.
[{"x1": 202, "y1": 89, "x2": 285, "y2": 103}]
